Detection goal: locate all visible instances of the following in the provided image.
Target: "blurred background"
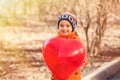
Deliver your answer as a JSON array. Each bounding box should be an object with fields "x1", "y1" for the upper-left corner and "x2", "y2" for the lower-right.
[{"x1": 0, "y1": 0, "x2": 120, "y2": 80}]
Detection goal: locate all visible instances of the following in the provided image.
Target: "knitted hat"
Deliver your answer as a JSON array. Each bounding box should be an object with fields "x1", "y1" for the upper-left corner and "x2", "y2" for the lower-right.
[{"x1": 57, "y1": 12, "x2": 78, "y2": 31}]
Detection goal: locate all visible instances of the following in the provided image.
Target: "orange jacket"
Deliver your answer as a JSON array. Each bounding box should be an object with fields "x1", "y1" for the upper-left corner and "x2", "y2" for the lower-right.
[{"x1": 51, "y1": 31, "x2": 89, "y2": 80}]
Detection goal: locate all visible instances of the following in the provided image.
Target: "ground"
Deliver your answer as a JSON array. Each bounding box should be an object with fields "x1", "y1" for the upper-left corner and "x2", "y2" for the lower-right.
[{"x1": 0, "y1": 25, "x2": 119, "y2": 80}]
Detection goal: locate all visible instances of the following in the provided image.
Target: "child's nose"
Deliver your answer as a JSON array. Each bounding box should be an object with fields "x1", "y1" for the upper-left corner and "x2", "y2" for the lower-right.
[{"x1": 63, "y1": 26, "x2": 67, "y2": 29}]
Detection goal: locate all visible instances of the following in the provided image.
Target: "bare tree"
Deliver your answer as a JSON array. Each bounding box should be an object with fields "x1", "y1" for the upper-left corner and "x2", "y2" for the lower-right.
[
  {"x1": 79, "y1": 0, "x2": 91, "y2": 53},
  {"x1": 79, "y1": 0, "x2": 108, "y2": 56},
  {"x1": 90, "y1": 0, "x2": 107, "y2": 56}
]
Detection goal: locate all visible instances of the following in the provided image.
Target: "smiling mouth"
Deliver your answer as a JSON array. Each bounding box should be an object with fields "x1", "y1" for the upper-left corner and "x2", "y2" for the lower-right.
[
  {"x1": 62, "y1": 30, "x2": 69, "y2": 33},
  {"x1": 62, "y1": 31, "x2": 69, "y2": 34}
]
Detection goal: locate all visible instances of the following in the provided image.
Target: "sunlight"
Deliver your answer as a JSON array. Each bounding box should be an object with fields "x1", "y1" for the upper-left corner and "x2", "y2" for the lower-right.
[
  {"x1": 0, "y1": 0, "x2": 13, "y2": 7},
  {"x1": 0, "y1": 0, "x2": 19, "y2": 13},
  {"x1": 0, "y1": 27, "x2": 12, "y2": 43}
]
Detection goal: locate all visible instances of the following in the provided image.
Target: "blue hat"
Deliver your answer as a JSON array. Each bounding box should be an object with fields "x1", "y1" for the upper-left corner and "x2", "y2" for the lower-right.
[{"x1": 57, "y1": 12, "x2": 78, "y2": 30}]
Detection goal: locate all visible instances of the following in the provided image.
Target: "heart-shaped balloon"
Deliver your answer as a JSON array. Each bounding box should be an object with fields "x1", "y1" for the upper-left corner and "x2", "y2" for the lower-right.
[{"x1": 42, "y1": 37, "x2": 86, "y2": 80}]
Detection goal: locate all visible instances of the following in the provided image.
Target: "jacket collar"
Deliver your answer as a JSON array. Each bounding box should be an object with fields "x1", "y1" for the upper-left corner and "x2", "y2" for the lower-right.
[{"x1": 57, "y1": 31, "x2": 78, "y2": 39}]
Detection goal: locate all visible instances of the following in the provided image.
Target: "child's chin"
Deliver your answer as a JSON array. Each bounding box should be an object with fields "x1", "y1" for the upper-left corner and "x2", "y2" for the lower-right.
[{"x1": 60, "y1": 32, "x2": 69, "y2": 36}]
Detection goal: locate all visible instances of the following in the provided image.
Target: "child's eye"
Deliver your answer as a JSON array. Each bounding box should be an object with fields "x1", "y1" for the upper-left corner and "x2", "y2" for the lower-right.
[
  {"x1": 66, "y1": 25, "x2": 70, "y2": 27},
  {"x1": 60, "y1": 24, "x2": 64, "y2": 27}
]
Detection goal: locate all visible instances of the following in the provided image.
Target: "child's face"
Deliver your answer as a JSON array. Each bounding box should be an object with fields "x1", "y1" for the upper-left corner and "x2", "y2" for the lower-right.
[{"x1": 58, "y1": 20, "x2": 73, "y2": 36}]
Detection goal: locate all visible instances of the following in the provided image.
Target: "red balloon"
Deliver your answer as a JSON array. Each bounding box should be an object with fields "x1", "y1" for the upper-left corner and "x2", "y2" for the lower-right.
[{"x1": 42, "y1": 37, "x2": 86, "y2": 80}]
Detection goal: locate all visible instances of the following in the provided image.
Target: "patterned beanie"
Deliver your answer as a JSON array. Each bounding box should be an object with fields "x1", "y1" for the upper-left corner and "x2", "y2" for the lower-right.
[{"x1": 57, "y1": 12, "x2": 78, "y2": 31}]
